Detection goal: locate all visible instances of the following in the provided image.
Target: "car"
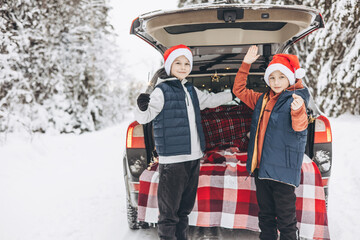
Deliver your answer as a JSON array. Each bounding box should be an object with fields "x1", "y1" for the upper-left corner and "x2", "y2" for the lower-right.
[{"x1": 124, "y1": 1, "x2": 332, "y2": 234}]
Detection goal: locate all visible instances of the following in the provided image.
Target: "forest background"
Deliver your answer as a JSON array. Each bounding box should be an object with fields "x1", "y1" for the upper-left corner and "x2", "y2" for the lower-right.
[{"x1": 0, "y1": 0, "x2": 359, "y2": 136}]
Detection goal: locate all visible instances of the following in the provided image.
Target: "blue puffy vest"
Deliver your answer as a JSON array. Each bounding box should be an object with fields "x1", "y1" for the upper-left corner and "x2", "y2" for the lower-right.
[
  {"x1": 153, "y1": 80, "x2": 206, "y2": 157},
  {"x1": 247, "y1": 88, "x2": 310, "y2": 187}
]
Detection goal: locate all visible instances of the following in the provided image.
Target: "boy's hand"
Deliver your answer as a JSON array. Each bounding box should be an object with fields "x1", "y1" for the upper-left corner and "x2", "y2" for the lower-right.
[
  {"x1": 137, "y1": 93, "x2": 150, "y2": 111},
  {"x1": 243, "y1": 45, "x2": 260, "y2": 64},
  {"x1": 291, "y1": 94, "x2": 304, "y2": 111}
]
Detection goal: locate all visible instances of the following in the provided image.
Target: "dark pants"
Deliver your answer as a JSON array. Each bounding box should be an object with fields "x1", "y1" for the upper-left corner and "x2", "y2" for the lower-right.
[
  {"x1": 157, "y1": 160, "x2": 200, "y2": 240},
  {"x1": 254, "y1": 170, "x2": 299, "y2": 240}
]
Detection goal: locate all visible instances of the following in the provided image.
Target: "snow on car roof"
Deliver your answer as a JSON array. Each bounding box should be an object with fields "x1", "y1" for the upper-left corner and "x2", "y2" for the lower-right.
[{"x1": 138, "y1": 3, "x2": 319, "y2": 20}]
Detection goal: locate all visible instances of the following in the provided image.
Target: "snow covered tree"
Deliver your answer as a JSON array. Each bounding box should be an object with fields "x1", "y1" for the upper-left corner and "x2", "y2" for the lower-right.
[
  {"x1": 296, "y1": 0, "x2": 360, "y2": 116},
  {"x1": 178, "y1": 0, "x2": 223, "y2": 7},
  {"x1": 177, "y1": 0, "x2": 360, "y2": 116},
  {"x1": 0, "y1": 0, "x2": 127, "y2": 134}
]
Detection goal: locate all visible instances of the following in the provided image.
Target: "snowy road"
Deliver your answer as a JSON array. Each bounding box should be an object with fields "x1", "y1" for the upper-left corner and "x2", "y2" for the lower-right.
[
  {"x1": 121, "y1": 226, "x2": 259, "y2": 239},
  {"x1": 0, "y1": 115, "x2": 359, "y2": 239}
]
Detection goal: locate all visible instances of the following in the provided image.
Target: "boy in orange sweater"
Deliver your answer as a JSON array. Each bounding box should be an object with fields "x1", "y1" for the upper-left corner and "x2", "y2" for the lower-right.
[{"x1": 233, "y1": 45, "x2": 309, "y2": 240}]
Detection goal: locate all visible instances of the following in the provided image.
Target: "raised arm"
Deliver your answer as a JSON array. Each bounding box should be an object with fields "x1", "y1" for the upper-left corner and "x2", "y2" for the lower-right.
[{"x1": 232, "y1": 45, "x2": 262, "y2": 110}]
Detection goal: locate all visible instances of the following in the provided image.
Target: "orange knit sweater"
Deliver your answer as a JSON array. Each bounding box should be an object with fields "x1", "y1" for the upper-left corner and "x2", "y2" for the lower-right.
[{"x1": 233, "y1": 63, "x2": 308, "y2": 168}]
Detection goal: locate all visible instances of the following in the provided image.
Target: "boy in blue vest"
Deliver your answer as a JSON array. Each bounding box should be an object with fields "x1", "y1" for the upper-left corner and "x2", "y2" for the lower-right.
[
  {"x1": 233, "y1": 45, "x2": 309, "y2": 240},
  {"x1": 135, "y1": 44, "x2": 233, "y2": 240}
]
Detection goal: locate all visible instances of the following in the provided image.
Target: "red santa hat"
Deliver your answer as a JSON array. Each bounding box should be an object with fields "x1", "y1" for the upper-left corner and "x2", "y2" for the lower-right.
[
  {"x1": 264, "y1": 54, "x2": 306, "y2": 86},
  {"x1": 163, "y1": 44, "x2": 193, "y2": 76}
]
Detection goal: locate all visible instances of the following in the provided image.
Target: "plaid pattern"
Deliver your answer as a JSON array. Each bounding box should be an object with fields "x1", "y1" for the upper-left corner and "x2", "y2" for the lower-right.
[
  {"x1": 138, "y1": 149, "x2": 330, "y2": 240},
  {"x1": 201, "y1": 105, "x2": 253, "y2": 151}
]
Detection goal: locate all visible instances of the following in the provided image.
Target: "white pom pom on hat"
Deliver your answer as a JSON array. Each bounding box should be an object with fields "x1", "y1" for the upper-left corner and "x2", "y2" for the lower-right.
[
  {"x1": 295, "y1": 68, "x2": 306, "y2": 79},
  {"x1": 264, "y1": 54, "x2": 306, "y2": 86},
  {"x1": 163, "y1": 44, "x2": 193, "y2": 76}
]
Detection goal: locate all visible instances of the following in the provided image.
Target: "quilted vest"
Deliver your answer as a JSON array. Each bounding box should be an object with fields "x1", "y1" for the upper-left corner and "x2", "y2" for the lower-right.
[
  {"x1": 153, "y1": 80, "x2": 206, "y2": 157},
  {"x1": 247, "y1": 88, "x2": 310, "y2": 187}
]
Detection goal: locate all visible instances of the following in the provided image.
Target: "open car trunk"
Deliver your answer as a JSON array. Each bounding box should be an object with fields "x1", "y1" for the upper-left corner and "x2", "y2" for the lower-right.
[
  {"x1": 131, "y1": 4, "x2": 324, "y2": 52},
  {"x1": 131, "y1": 4, "x2": 324, "y2": 74},
  {"x1": 126, "y1": 3, "x2": 330, "y2": 237}
]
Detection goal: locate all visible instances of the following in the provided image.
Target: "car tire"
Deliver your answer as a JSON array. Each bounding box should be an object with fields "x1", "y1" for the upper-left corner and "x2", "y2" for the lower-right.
[
  {"x1": 139, "y1": 221, "x2": 150, "y2": 229},
  {"x1": 127, "y1": 197, "x2": 139, "y2": 230}
]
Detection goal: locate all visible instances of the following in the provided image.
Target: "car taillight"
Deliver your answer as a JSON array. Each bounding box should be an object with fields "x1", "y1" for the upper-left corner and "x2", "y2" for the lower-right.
[
  {"x1": 126, "y1": 121, "x2": 145, "y2": 149},
  {"x1": 312, "y1": 115, "x2": 332, "y2": 175},
  {"x1": 126, "y1": 121, "x2": 147, "y2": 179},
  {"x1": 314, "y1": 115, "x2": 332, "y2": 144}
]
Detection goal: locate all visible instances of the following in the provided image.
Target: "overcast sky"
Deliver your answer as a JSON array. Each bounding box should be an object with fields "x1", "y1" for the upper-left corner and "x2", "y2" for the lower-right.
[{"x1": 108, "y1": 0, "x2": 179, "y2": 82}]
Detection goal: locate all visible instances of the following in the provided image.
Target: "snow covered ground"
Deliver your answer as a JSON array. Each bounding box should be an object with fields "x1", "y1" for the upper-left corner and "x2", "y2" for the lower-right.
[{"x1": 0, "y1": 114, "x2": 359, "y2": 239}]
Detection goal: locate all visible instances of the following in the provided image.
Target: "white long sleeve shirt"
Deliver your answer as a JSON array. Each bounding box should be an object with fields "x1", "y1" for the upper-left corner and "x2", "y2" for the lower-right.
[{"x1": 135, "y1": 77, "x2": 232, "y2": 164}]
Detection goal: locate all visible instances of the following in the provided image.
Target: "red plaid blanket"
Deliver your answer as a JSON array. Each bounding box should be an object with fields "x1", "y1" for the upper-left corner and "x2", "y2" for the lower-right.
[
  {"x1": 138, "y1": 149, "x2": 330, "y2": 240},
  {"x1": 201, "y1": 105, "x2": 252, "y2": 151}
]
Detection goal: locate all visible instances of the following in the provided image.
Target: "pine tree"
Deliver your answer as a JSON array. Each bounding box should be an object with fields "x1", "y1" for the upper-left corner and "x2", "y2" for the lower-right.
[
  {"x1": 177, "y1": 0, "x2": 360, "y2": 116},
  {"x1": 178, "y1": 0, "x2": 220, "y2": 7},
  {"x1": 0, "y1": 0, "x2": 126, "y2": 134},
  {"x1": 0, "y1": 0, "x2": 46, "y2": 133},
  {"x1": 298, "y1": 0, "x2": 360, "y2": 116}
]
